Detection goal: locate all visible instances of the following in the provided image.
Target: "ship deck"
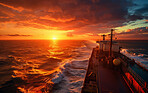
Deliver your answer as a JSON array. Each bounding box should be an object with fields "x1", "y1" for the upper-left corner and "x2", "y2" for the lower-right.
[
  {"x1": 82, "y1": 48, "x2": 148, "y2": 93},
  {"x1": 82, "y1": 48, "x2": 132, "y2": 93},
  {"x1": 97, "y1": 63, "x2": 131, "y2": 93}
]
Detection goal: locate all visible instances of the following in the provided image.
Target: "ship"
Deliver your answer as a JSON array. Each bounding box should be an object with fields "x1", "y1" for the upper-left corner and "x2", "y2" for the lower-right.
[{"x1": 81, "y1": 29, "x2": 148, "y2": 93}]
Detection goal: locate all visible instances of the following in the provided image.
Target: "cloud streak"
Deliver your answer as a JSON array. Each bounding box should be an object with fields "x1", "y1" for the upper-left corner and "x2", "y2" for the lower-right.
[
  {"x1": 0, "y1": 2, "x2": 24, "y2": 12},
  {"x1": 118, "y1": 27, "x2": 148, "y2": 35},
  {"x1": 6, "y1": 34, "x2": 32, "y2": 37},
  {"x1": 116, "y1": 27, "x2": 148, "y2": 40}
]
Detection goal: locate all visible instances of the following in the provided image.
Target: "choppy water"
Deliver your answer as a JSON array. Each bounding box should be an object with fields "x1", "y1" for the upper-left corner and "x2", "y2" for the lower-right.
[
  {"x1": 118, "y1": 40, "x2": 148, "y2": 69},
  {"x1": 0, "y1": 40, "x2": 96, "y2": 93},
  {"x1": 0, "y1": 40, "x2": 147, "y2": 93}
]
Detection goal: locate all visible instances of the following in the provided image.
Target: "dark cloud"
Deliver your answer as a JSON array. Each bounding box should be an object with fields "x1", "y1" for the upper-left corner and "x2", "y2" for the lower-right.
[
  {"x1": 118, "y1": 27, "x2": 148, "y2": 35},
  {"x1": 134, "y1": 4, "x2": 148, "y2": 17},
  {"x1": 0, "y1": 0, "x2": 132, "y2": 30},
  {"x1": 127, "y1": 14, "x2": 143, "y2": 21},
  {"x1": 114, "y1": 27, "x2": 148, "y2": 40},
  {"x1": 127, "y1": 4, "x2": 148, "y2": 21},
  {"x1": 6, "y1": 34, "x2": 32, "y2": 37},
  {"x1": 0, "y1": 0, "x2": 147, "y2": 37}
]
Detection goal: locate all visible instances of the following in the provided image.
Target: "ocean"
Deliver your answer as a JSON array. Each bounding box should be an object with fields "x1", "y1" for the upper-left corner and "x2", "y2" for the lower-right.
[
  {"x1": 118, "y1": 40, "x2": 148, "y2": 69},
  {"x1": 0, "y1": 40, "x2": 147, "y2": 93},
  {"x1": 0, "y1": 40, "x2": 96, "y2": 93}
]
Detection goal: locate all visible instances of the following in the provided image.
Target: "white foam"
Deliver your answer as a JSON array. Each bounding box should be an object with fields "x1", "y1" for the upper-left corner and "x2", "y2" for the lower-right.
[
  {"x1": 51, "y1": 71, "x2": 64, "y2": 84},
  {"x1": 52, "y1": 41, "x2": 93, "y2": 93},
  {"x1": 121, "y1": 49, "x2": 148, "y2": 69}
]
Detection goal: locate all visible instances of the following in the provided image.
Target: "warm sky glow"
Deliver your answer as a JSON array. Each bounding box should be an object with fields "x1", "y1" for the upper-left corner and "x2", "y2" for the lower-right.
[{"x1": 0, "y1": 0, "x2": 148, "y2": 40}]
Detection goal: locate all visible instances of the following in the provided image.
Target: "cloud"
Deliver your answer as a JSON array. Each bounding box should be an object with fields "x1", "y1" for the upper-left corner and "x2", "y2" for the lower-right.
[
  {"x1": 127, "y1": 3, "x2": 148, "y2": 21},
  {"x1": 6, "y1": 34, "x2": 32, "y2": 37},
  {"x1": 114, "y1": 27, "x2": 148, "y2": 40},
  {"x1": 66, "y1": 32, "x2": 73, "y2": 37},
  {"x1": 0, "y1": 0, "x2": 132, "y2": 30},
  {"x1": 0, "y1": 2, "x2": 24, "y2": 12},
  {"x1": 134, "y1": 4, "x2": 148, "y2": 17},
  {"x1": 118, "y1": 27, "x2": 148, "y2": 35},
  {"x1": 0, "y1": 0, "x2": 147, "y2": 39},
  {"x1": 127, "y1": 15, "x2": 143, "y2": 21}
]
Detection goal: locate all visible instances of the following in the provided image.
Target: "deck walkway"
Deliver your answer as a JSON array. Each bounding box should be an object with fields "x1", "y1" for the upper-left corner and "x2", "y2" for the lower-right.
[{"x1": 97, "y1": 63, "x2": 131, "y2": 93}]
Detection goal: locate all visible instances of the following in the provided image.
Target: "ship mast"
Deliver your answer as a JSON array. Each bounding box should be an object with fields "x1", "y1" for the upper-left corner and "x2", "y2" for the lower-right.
[
  {"x1": 109, "y1": 29, "x2": 114, "y2": 57},
  {"x1": 101, "y1": 34, "x2": 107, "y2": 41}
]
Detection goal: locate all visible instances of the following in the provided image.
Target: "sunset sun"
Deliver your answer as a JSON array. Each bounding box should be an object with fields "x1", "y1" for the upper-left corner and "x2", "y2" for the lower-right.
[{"x1": 52, "y1": 37, "x2": 57, "y2": 40}]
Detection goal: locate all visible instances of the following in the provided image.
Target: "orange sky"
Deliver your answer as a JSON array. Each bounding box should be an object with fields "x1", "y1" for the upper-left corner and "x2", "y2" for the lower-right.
[{"x1": 0, "y1": 0, "x2": 148, "y2": 40}]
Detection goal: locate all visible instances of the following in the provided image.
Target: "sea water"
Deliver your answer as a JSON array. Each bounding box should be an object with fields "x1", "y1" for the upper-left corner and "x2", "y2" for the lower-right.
[
  {"x1": 0, "y1": 40, "x2": 96, "y2": 93},
  {"x1": 118, "y1": 40, "x2": 148, "y2": 69},
  {"x1": 0, "y1": 40, "x2": 147, "y2": 93}
]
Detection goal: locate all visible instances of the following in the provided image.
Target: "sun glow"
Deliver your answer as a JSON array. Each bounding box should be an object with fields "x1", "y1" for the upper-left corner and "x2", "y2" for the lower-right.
[{"x1": 52, "y1": 37, "x2": 57, "y2": 40}]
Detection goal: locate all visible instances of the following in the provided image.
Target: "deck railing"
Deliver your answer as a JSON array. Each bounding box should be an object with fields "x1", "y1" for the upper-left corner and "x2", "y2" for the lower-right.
[
  {"x1": 115, "y1": 53, "x2": 148, "y2": 92},
  {"x1": 128, "y1": 67, "x2": 148, "y2": 89}
]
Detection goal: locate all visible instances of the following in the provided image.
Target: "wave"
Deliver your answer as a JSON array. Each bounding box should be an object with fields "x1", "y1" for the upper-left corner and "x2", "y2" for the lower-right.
[
  {"x1": 120, "y1": 49, "x2": 148, "y2": 70},
  {"x1": 51, "y1": 41, "x2": 93, "y2": 93},
  {"x1": 0, "y1": 40, "x2": 96, "y2": 93},
  {"x1": 5, "y1": 41, "x2": 91, "y2": 93},
  {"x1": 51, "y1": 59, "x2": 88, "y2": 93}
]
